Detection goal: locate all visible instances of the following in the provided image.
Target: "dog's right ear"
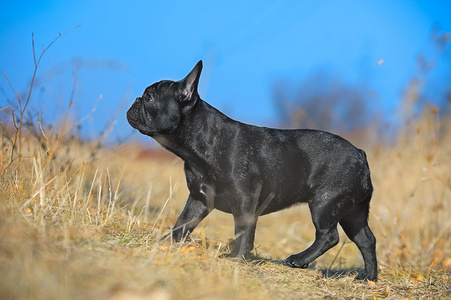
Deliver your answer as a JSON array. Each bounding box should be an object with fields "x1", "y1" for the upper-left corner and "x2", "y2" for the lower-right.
[{"x1": 179, "y1": 60, "x2": 203, "y2": 106}]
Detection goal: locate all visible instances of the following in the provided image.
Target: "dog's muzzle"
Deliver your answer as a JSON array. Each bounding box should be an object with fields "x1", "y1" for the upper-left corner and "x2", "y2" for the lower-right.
[{"x1": 126, "y1": 97, "x2": 143, "y2": 129}]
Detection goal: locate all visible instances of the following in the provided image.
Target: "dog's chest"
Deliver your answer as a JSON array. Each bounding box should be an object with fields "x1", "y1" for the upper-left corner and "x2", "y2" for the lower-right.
[{"x1": 184, "y1": 163, "x2": 232, "y2": 213}]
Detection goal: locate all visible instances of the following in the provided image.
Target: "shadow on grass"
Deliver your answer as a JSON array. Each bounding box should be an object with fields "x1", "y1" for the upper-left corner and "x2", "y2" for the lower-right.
[
  {"x1": 169, "y1": 237, "x2": 364, "y2": 280},
  {"x1": 242, "y1": 254, "x2": 362, "y2": 280}
]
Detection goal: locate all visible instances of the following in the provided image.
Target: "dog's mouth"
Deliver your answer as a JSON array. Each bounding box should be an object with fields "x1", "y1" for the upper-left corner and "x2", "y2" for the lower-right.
[
  {"x1": 127, "y1": 98, "x2": 154, "y2": 136},
  {"x1": 126, "y1": 98, "x2": 141, "y2": 127}
]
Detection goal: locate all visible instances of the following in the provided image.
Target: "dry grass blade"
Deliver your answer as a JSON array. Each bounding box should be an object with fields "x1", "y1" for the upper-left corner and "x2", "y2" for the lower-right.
[{"x1": 1, "y1": 25, "x2": 80, "y2": 162}]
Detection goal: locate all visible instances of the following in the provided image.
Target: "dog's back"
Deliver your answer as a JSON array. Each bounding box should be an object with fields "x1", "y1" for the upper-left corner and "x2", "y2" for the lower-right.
[{"x1": 175, "y1": 100, "x2": 372, "y2": 216}]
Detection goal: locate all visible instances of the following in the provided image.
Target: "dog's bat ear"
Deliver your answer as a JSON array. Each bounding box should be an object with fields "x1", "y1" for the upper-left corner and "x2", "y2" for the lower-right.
[{"x1": 179, "y1": 60, "x2": 203, "y2": 103}]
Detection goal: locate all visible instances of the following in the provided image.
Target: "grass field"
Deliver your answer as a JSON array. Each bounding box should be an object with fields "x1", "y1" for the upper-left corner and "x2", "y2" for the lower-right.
[{"x1": 0, "y1": 104, "x2": 450, "y2": 299}]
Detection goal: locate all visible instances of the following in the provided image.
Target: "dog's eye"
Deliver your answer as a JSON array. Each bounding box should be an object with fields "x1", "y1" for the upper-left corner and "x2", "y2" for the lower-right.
[{"x1": 145, "y1": 93, "x2": 154, "y2": 102}]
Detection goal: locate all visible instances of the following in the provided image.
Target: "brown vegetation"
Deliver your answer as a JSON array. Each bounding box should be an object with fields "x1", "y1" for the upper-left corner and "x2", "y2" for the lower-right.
[
  {"x1": 1, "y1": 30, "x2": 450, "y2": 300},
  {"x1": 0, "y1": 103, "x2": 450, "y2": 300}
]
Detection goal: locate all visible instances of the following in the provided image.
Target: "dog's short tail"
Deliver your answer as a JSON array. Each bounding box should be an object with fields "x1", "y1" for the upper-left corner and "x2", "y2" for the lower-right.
[
  {"x1": 358, "y1": 148, "x2": 368, "y2": 161},
  {"x1": 357, "y1": 148, "x2": 373, "y2": 204}
]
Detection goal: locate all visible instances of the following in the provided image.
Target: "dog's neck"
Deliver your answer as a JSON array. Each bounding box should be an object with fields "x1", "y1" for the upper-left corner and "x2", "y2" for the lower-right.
[{"x1": 153, "y1": 100, "x2": 234, "y2": 169}]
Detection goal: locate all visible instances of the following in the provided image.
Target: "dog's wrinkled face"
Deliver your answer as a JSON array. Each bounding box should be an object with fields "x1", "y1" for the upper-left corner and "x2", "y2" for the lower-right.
[
  {"x1": 127, "y1": 80, "x2": 182, "y2": 136},
  {"x1": 127, "y1": 61, "x2": 203, "y2": 136}
]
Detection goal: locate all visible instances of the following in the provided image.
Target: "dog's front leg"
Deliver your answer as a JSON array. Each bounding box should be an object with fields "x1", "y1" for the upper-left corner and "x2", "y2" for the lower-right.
[
  {"x1": 227, "y1": 214, "x2": 257, "y2": 258},
  {"x1": 171, "y1": 195, "x2": 210, "y2": 242}
]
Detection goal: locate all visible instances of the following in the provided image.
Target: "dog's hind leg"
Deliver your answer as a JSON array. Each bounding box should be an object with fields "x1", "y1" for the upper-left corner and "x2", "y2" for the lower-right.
[
  {"x1": 339, "y1": 201, "x2": 377, "y2": 281},
  {"x1": 285, "y1": 195, "x2": 340, "y2": 269}
]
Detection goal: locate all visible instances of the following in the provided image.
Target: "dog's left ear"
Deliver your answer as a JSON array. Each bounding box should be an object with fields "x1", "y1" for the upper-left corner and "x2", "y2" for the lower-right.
[{"x1": 179, "y1": 60, "x2": 203, "y2": 105}]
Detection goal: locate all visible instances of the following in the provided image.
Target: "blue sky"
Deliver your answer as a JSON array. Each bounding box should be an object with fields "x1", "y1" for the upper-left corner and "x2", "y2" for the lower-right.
[{"x1": 1, "y1": 1, "x2": 450, "y2": 143}]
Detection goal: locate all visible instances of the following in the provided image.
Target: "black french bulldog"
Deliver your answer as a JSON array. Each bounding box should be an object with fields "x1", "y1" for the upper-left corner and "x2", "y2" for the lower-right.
[{"x1": 127, "y1": 61, "x2": 377, "y2": 281}]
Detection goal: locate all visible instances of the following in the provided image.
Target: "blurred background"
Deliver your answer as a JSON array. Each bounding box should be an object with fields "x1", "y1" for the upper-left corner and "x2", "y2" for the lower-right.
[{"x1": 1, "y1": 0, "x2": 450, "y2": 145}]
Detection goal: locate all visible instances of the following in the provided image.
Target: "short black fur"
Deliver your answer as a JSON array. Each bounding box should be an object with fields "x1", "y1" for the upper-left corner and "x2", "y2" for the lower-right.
[{"x1": 127, "y1": 61, "x2": 377, "y2": 281}]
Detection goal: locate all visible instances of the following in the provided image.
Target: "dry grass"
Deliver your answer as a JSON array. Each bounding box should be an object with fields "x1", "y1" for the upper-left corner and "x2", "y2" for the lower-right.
[{"x1": 1, "y1": 105, "x2": 450, "y2": 300}]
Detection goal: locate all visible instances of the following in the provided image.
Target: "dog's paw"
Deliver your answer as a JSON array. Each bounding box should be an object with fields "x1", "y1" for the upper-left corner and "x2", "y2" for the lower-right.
[
  {"x1": 285, "y1": 255, "x2": 309, "y2": 269},
  {"x1": 160, "y1": 230, "x2": 186, "y2": 243},
  {"x1": 219, "y1": 251, "x2": 243, "y2": 259},
  {"x1": 160, "y1": 232, "x2": 173, "y2": 243},
  {"x1": 355, "y1": 271, "x2": 377, "y2": 282},
  {"x1": 219, "y1": 249, "x2": 253, "y2": 260},
  {"x1": 219, "y1": 252, "x2": 240, "y2": 259}
]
